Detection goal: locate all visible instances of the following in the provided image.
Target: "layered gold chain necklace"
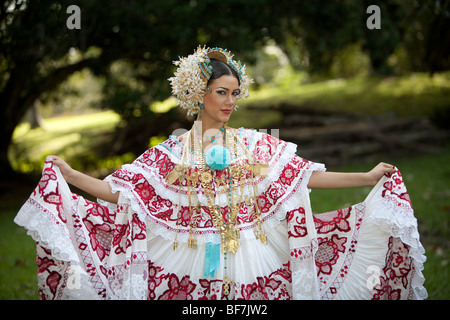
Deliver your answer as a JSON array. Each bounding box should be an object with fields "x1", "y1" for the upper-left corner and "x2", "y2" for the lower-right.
[
  {"x1": 166, "y1": 122, "x2": 269, "y2": 295},
  {"x1": 195, "y1": 126, "x2": 242, "y2": 255},
  {"x1": 167, "y1": 122, "x2": 268, "y2": 254}
]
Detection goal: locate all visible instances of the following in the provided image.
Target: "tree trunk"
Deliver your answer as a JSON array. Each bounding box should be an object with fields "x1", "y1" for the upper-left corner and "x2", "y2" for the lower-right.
[
  {"x1": 0, "y1": 120, "x2": 19, "y2": 179},
  {"x1": 26, "y1": 101, "x2": 44, "y2": 129}
]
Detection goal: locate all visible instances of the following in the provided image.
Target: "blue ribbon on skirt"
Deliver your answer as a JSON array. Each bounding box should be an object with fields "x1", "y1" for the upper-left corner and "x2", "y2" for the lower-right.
[{"x1": 204, "y1": 242, "x2": 221, "y2": 278}]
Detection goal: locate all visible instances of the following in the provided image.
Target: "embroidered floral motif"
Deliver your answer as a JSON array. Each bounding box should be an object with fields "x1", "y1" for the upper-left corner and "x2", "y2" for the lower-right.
[
  {"x1": 159, "y1": 274, "x2": 197, "y2": 300},
  {"x1": 316, "y1": 235, "x2": 347, "y2": 275},
  {"x1": 43, "y1": 186, "x2": 66, "y2": 223},
  {"x1": 314, "y1": 207, "x2": 352, "y2": 234},
  {"x1": 372, "y1": 237, "x2": 413, "y2": 300},
  {"x1": 38, "y1": 167, "x2": 57, "y2": 195},
  {"x1": 287, "y1": 207, "x2": 307, "y2": 238},
  {"x1": 16, "y1": 129, "x2": 426, "y2": 300},
  {"x1": 134, "y1": 179, "x2": 156, "y2": 206},
  {"x1": 382, "y1": 169, "x2": 412, "y2": 209}
]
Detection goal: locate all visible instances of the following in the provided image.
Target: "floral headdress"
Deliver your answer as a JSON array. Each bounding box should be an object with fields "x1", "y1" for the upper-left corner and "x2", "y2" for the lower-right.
[{"x1": 168, "y1": 46, "x2": 252, "y2": 116}]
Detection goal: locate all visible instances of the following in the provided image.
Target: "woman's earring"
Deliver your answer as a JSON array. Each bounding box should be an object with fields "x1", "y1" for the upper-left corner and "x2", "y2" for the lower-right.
[{"x1": 198, "y1": 103, "x2": 204, "y2": 119}]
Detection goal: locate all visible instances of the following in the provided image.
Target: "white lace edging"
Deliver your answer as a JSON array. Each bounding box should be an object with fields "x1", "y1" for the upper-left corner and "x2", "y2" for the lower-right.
[
  {"x1": 14, "y1": 200, "x2": 80, "y2": 262},
  {"x1": 14, "y1": 164, "x2": 81, "y2": 263},
  {"x1": 14, "y1": 164, "x2": 101, "y2": 300},
  {"x1": 366, "y1": 178, "x2": 428, "y2": 300}
]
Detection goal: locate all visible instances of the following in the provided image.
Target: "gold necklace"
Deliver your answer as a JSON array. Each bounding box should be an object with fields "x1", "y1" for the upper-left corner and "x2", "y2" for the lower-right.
[
  {"x1": 194, "y1": 126, "x2": 241, "y2": 254},
  {"x1": 167, "y1": 125, "x2": 269, "y2": 296},
  {"x1": 167, "y1": 125, "x2": 268, "y2": 253}
]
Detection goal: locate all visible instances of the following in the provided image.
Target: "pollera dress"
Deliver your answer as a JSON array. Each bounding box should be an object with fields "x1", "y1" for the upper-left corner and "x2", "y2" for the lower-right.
[{"x1": 14, "y1": 127, "x2": 427, "y2": 300}]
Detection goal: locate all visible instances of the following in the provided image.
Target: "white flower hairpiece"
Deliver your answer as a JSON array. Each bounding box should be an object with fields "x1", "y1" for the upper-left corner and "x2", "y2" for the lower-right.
[{"x1": 168, "y1": 46, "x2": 252, "y2": 116}]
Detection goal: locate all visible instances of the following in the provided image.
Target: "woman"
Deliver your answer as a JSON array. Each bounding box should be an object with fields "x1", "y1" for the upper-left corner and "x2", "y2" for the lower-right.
[{"x1": 15, "y1": 46, "x2": 427, "y2": 300}]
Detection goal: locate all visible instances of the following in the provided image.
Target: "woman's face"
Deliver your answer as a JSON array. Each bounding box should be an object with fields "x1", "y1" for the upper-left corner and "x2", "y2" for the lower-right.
[{"x1": 201, "y1": 75, "x2": 240, "y2": 126}]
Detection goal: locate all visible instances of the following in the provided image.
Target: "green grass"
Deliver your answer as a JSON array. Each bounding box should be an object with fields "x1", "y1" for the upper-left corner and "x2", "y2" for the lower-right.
[{"x1": 0, "y1": 210, "x2": 39, "y2": 300}]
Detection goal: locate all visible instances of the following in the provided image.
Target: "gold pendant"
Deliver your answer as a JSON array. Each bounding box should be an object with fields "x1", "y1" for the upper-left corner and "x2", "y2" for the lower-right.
[
  {"x1": 254, "y1": 163, "x2": 269, "y2": 177},
  {"x1": 200, "y1": 171, "x2": 213, "y2": 184},
  {"x1": 223, "y1": 275, "x2": 233, "y2": 296},
  {"x1": 166, "y1": 170, "x2": 179, "y2": 185},
  {"x1": 260, "y1": 232, "x2": 267, "y2": 245},
  {"x1": 166, "y1": 165, "x2": 186, "y2": 185},
  {"x1": 227, "y1": 238, "x2": 239, "y2": 254},
  {"x1": 188, "y1": 170, "x2": 199, "y2": 184},
  {"x1": 188, "y1": 237, "x2": 197, "y2": 249},
  {"x1": 230, "y1": 165, "x2": 242, "y2": 178},
  {"x1": 254, "y1": 228, "x2": 260, "y2": 240}
]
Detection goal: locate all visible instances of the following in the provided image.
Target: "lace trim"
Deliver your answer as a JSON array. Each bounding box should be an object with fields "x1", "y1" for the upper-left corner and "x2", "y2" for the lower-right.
[
  {"x1": 365, "y1": 176, "x2": 428, "y2": 300},
  {"x1": 15, "y1": 200, "x2": 79, "y2": 262},
  {"x1": 14, "y1": 164, "x2": 81, "y2": 263},
  {"x1": 367, "y1": 198, "x2": 427, "y2": 299}
]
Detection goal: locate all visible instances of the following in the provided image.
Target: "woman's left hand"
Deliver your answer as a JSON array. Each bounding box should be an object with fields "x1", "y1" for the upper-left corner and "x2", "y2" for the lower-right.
[
  {"x1": 366, "y1": 162, "x2": 396, "y2": 186},
  {"x1": 308, "y1": 162, "x2": 396, "y2": 189}
]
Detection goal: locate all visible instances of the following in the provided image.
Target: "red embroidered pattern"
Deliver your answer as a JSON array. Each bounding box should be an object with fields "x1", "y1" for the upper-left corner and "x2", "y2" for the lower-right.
[
  {"x1": 145, "y1": 261, "x2": 292, "y2": 300},
  {"x1": 287, "y1": 207, "x2": 307, "y2": 238},
  {"x1": 314, "y1": 203, "x2": 365, "y2": 299},
  {"x1": 372, "y1": 237, "x2": 413, "y2": 300},
  {"x1": 316, "y1": 234, "x2": 347, "y2": 275},
  {"x1": 19, "y1": 131, "x2": 424, "y2": 300},
  {"x1": 382, "y1": 169, "x2": 413, "y2": 209},
  {"x1": 109, "y1": 132, "x2": 313, "y2": 237},
  {"x1": 314, "y1": 207, "x2": 352, "y2": 234}
]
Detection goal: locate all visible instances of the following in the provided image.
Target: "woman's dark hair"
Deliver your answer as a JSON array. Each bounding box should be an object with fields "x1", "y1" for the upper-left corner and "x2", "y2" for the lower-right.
[{"x1": 207, "y1": 59, "x2": 241, "y2": 86}]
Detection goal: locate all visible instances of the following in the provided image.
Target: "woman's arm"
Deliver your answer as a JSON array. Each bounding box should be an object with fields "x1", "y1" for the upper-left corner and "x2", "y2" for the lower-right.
[
  {"x1": 51, "y1": 156, "x2": 119, "y2": 203},
  {"x1": 307, "y1": 162, "x2": 395, "y2": 189}
]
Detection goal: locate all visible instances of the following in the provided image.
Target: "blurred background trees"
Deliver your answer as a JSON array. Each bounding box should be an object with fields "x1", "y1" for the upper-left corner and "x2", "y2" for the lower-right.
[{"x1": 1, "y1": 0, "x2": 449, "y2": 178}]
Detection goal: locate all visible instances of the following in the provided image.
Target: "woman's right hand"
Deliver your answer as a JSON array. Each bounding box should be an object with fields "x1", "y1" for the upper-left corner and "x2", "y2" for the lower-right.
[
  {"x1": 48, "y1": 155, "x2": 75, "y2": 183},
  {"x1": 47, "y1": 155, "x2": 119, "y2": 203}
]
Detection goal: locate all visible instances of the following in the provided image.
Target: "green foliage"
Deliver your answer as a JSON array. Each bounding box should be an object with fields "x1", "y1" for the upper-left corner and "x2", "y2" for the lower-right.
[
  {"x1": 330, "y1": 43, "x2": 371, "y2": 78},
  {"x1": 275, "y1": 0, "x2": 449, "y2": 76},
  {"x1": 1, "y1": 0, "x2": 449, "y2": 178}
]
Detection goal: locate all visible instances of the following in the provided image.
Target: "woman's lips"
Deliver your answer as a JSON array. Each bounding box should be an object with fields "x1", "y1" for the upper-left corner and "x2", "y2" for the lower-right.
[{"x1": 221, "y1": 109, "x2": 232, "y2": 114}]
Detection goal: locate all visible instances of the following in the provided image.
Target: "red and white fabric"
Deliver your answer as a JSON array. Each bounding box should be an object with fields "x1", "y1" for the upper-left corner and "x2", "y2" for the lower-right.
[{"x1": 15, "y1": 128, "x2": 427, "y2": 300}]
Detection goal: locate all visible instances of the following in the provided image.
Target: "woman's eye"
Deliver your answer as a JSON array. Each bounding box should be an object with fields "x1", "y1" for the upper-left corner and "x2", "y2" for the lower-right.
[{"x1": 233, "y1": 91, "x2": 241, "y2": 96}]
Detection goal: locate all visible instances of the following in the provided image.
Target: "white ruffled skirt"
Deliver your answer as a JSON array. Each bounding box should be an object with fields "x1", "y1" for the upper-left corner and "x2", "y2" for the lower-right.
[{"x1": 14, "y1": 162, "x2": 427, "y2": 300}]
